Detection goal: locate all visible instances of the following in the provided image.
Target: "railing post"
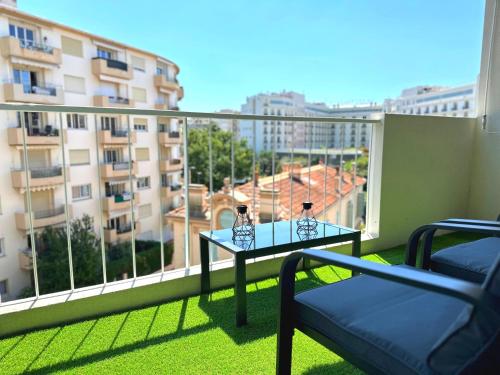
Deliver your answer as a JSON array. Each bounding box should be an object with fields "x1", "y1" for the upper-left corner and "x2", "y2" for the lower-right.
[
  {"x1": 94, "y1": 114, "x2": 107, "y2": 284},
  {"x1": 19, "y1": 111, "x2": 40, "y2": 297},
  {"x1": 59, "y1": 112, "x2": 74, "y2": 290},
  {"x1": 182, "y1": 117, "x2": 191, "y2": 269},
  {"x1": 126, "y1": 115, "x2": 137, "y2": 278}
]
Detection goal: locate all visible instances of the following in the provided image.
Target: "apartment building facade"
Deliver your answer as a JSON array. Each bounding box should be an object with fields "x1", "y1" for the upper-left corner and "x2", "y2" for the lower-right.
[
  {"x1": 0, "y1": 1, "x2": 184, "y2": 300},
  {"x1": 239, "y1": 91, "x2": 379, "y2": 153},
  {"x1": 384, "y1": 83, "x2": 477, "y2": 117}
]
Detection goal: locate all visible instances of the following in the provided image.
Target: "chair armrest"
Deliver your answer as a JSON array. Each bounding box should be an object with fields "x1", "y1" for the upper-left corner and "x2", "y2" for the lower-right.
[
  {"x1": 442, "y1": 218, "x2": 500, "y2": 227},
  {"x1": 405, "y1": 222, "x2": 500, "y2": 267},
  {"x1": 278, "y1": 250, "x2": 498, "y2": 320}
]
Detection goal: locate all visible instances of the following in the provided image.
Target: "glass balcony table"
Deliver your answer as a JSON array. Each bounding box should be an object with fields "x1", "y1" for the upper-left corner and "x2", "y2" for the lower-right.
[{"x1": 199, "y1": 220, "x2": 361, "y2": 326}]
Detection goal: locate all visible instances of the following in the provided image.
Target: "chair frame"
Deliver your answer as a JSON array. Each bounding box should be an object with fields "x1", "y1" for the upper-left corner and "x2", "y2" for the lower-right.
[
  {"x1": 405, "y1": 219, "x2": 500, "y2": 270},
  {"x1": 276, "y1": 249, "x2": 500, "y2": 375}
]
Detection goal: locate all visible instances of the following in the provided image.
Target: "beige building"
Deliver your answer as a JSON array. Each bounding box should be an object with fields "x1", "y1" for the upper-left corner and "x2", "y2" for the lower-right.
[
  {"x1": 165, "y1": 163, "x2": 366, "y2": 269},
  {"x1": 0, "y1": 1, "x2": 184, "y2": 300}
]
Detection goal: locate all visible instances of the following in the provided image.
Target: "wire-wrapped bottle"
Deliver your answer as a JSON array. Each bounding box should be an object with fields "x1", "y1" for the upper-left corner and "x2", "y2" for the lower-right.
[
  {"x1": 296, "y1": 201, "x2": 318, "y2": 239},
  {"x1": 232, "y1": 205, "x2": 254, "y2": 243}
]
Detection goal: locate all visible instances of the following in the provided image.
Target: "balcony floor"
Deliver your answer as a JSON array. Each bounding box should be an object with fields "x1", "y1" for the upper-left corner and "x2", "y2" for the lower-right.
[{"x1": 0, "y1": 233, "x2": 480, "y2": 374}]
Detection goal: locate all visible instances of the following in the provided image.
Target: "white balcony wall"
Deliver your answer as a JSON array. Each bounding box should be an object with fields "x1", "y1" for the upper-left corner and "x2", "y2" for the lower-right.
[{"x1": 468, "y1": 0, "x2": 500, "y2": 220}]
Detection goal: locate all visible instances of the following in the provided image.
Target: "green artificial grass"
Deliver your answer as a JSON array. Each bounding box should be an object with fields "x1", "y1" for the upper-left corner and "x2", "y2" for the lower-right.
[{"x1": 0, "y1": 232, "x2": 483, "y2": 374}]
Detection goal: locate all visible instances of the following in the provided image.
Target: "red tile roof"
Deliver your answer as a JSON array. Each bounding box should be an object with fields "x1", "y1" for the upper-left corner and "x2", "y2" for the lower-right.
[{"x1": 165, "y1": 164, "x2": 366, "y2": 222}]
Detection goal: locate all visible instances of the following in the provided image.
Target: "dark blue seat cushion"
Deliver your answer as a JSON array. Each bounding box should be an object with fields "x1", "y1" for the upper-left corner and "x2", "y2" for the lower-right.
[
  {"x1": 294, "y1": 268, "x2": 467, "y2": 375},
  {"x1": 428, "y1": 255, "x2": 500, "y2": 373},
  {"x1": 430, "y1": 237, "x2": 500, "y2": 283}
]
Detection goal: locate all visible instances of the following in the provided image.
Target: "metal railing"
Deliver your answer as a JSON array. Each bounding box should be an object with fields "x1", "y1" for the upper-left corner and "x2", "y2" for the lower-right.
[
  {"x1": 111, "y1": 161, "x2": 132, "y2": 170},
  {"x1": 19, "y1": 39, "x2": 54, "y2": 54},
  {"x1": 93, "y1": 56, "x2": 129, "y2": 71},
  {"x1": 0, "y1": 102, "x2": 380, "y2": 306},
  {"x1": 111, "y1": 129, "x2": 129, "y2": 137},
  {"x1": 28, "y1": 166, "x2": 63, "y2": 178},
  {"x1": 33, "y1": 206, "x2": 65, "y2": 220},
  {"x1": 108, "y1": 96, "x2": 130, "y2": 105}
]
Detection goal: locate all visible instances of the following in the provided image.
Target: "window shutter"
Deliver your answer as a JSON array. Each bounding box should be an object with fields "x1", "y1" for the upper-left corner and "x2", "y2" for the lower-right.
[
  {"x1": 61, "y1": 36, "x2": 83, "y2": 57},
  {"x1": 138, "y1": 204, "x2": 152, "y2": 219},
  {"x1": 131, "y1": 55, "x2": 146, "y2": 71},
  {"x1": 132, "y1": 87, "x2": 147, "y2": 103},
  {"x1": 69, "y1": 149, "x2": 90, "y2": 165},
  {"x1": 64, "y1": 75, "x2": 86, "y2": 94},
  {"x1": 134, "y1": 118, "x2": 148, "y2": 126},
  {"x1": 135, "y1": 148, "x2": 150, "y2": 161}
]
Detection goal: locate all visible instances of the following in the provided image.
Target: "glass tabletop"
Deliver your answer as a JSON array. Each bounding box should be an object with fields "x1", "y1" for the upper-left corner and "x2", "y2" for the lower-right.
[{"x1": 200, "y1": 220, "x2": 357, "y2": 252}]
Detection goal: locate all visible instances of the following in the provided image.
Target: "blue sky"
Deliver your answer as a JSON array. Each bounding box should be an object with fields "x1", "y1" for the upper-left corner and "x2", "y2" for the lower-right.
[{"x1": 20, "y1": 0, "x2": 485, "y2": 112}]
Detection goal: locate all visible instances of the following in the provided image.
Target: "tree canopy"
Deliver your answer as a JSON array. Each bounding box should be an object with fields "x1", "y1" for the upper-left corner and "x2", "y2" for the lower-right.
[{"x1": 188, "y1": 124, "x2": 253, "y2": 190}]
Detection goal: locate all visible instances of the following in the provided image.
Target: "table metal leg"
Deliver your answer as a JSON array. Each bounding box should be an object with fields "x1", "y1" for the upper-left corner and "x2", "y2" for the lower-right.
[
  {"x1": 235, "y1": 253, "x2": 247, "y2": 326},
  {"x1": 200, "y1": 238, "x2": 210, "y2": 293},
  {"x1": 352, "y1": 232, "x2": 361, "y2": 277}
]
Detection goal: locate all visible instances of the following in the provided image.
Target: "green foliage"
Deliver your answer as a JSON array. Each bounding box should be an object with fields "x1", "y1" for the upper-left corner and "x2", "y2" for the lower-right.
[
  {"x1": 188, "y1": 124, "x2": 253, "y2": 190},
  {"x1": 343, "y1": 155, "x2": 369, "y2": 177},
  {"x1": 31, "y1": 215, "x2": 174, "y2": 295},
  {"x1": 257, "y1": 151, "x2": 282, "y2": 176},
  {"x1": 106, "y1": 240, "x2": 174, "y2": 280},
  {"x1": 37, "y1": 214, "x2": 102, "y2": 294}
]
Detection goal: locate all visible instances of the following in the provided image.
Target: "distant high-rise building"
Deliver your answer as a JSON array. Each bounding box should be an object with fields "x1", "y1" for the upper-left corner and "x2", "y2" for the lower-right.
[
  {"x1": 384, "y1": 83, "x2": 476, "y2": 117},
  {"x1": 239, "y1": 91, "x2": 380, "y2": 153}
]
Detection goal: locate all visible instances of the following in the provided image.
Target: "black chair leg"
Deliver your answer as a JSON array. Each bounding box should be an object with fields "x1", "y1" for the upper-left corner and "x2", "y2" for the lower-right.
[{"x1": 276, "y1": 322, "x2": 294, "y2": 375}]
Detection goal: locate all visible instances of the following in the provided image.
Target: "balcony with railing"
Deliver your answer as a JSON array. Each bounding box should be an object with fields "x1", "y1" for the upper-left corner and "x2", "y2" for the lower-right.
[
  {"x1": 0, "y1": 102, "x2": 491, "y2": 374},
  {"x1": 159, "y1": 158, "x2": 183, "y2": 172},
  {"x1": 102, "y1": 192, "x2": 140, "y2": 212},
  {"x1": 161, "y1": 182, "x2": 183, "y2": 198},
  {"x1": 98, "y1": 129, "x2": 137, "y2": 145},
  {"x1": 3, "y1": 81, "x2": 64, "y2": 104},
  {"x1": 154, "y1": 74, "x2": 181, "y2": 92},
  {"x1": 10, "y1": 165, "x2": 69, "y2": 189},
  {"x1": 91, "y1": 57, "x2": 133, "y2": 80},
  {"x1": 0, "y1": 36, "x2": 62, "y2": 65},
  {"x1": 15, "y1": 205, "x2": 72, "y2": 231},
  {"x1": 93, "y1": 95, "x2": 135, "y2": 108},
  {"x1": 103, "y1": 221, "x2": 141, "y2": 244},
  {"x1": 100, "y1": 161, "x2": 137, "y2": 179},
  {"x1": 8, "y1": 125, "x2": 66, "y2": 146},
  {"x1": 158, "y1": 127, "x2": 182, "y2": 144}
]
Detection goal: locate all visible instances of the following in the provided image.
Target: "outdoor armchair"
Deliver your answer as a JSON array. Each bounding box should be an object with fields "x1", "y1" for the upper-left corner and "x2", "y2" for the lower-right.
[
  {"x1": 406, "y1": 219, "x2": 500, "y2": 283},
  {"x1": 276, "y1": 249, "x2": 500, "y2": 375}
]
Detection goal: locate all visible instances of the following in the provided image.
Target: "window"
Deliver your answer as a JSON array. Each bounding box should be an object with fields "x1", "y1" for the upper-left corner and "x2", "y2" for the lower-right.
[
  {"x1": 97, "y1": 47, "x2": 113, "y2": 60},
  {"x1": 131, "y1": 55, "x2": 146, "y2": 72},
  {"x1": 64, "y1": 75, "x2": 85, "y2": 94},
  {"x1": 137, "y1": 177, "x2": 151, "y2": 189},
  {"x1": 69, "y1": 149, "x2": 90, "y2": 166},
  {"x1": 72, "y1": 184, "x2": 91, "y2": 201},
  {"x1": 0, "y1": 280, "x2": 7, "y2": 299},
  {"x1": 61, "y1": 36, "x2": 83, "y2": 57},
  {"x1": 101, "y1": 116, "x2": 117, "y2": 130},
  {"x1": 135, "y1": 148, "x2": 150, "y2": 161},
  {"x1": 9, "y1": 23, "x2": 34, "y2": 47},
  {"x1": 67, "y1": 114, "x2": 87, "y2": 129},
  {"x1": 134, "y1": 118, "x2": 148, "y2": 132},
  {"x1": 138, "y1": 203, "x2": 152, "y2": 218},
  {"x1": 218, "y1": 209, "x2": 233, "y2": 229},
  {"x1": 132, "y1": 87, "x2": 147, "y2": 103}
]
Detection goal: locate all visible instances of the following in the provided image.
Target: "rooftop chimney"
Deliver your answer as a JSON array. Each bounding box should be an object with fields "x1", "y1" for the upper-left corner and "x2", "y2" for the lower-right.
[
  {"x1": 259, "y1": 188, "x2": 281, "y2": 223},
  {"x1": 282, "y1": 162, "x2": 302, "y2": 181},
  {"x1": 188, "y1": 184, "x2": 207, "y2": 217},
  {"x1": 253, "y1": 169, "x2": 259, "y2": 187}
]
